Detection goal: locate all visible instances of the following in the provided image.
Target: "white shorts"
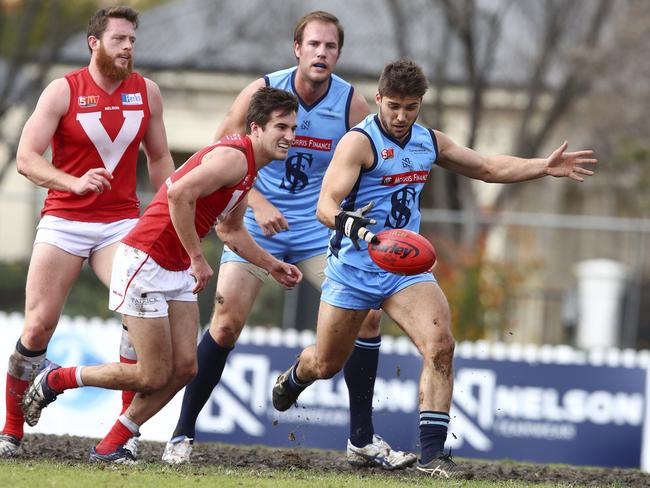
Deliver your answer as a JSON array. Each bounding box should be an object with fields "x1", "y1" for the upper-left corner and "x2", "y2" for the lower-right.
[
  {"x1": 109, "y1": 243, "x2": 197, "y2": 318},
  {"x1": 34, "y1": 215, "x2": 138, "y2": 258}
]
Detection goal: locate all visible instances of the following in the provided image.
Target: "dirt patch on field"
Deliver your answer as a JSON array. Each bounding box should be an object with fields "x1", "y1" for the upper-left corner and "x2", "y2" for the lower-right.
[{"x1": 13, "y1": 434, "x2": 650, "y2": 487}]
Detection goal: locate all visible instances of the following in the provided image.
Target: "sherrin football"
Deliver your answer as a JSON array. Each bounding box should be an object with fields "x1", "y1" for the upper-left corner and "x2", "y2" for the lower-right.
[{"x1": 368, "y1": 229, "x2": 436, "y2": 275}]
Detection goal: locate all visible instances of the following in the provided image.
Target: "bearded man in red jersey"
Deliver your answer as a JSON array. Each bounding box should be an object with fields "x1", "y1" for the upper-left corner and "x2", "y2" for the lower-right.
[{"x1": 0, "y1": 6, "x2": 174, "y2": 459}]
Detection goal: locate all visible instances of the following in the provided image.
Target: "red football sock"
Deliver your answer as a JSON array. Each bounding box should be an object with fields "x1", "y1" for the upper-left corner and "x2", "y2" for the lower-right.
[
  {"x1": 2, "y1": 373, "x2": 28, "y2": 439},
  {"x1": 47, "y1": 367, "x2": 79, "y2": 393},
  {"x1": 119, "y1": 356, "x2": 137, "y2": 415},
  {"x1": 95, "y1": 418, "x2": 134, "y2": 455}
]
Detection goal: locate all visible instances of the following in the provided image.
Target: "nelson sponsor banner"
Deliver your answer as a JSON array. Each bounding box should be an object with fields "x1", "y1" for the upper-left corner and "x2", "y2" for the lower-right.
[{"x1": 449, "y1": 359, "x2": 649, "y2": 469}]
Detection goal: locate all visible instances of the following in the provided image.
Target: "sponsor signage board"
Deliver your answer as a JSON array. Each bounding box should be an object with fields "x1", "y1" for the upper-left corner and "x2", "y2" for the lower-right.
[{"x1": 1, "y1": 314, "x2": 648, "y2": 470}]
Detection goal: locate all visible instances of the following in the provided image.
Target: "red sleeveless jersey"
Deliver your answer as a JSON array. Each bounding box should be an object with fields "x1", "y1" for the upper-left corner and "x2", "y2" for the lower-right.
[
  {"x1": 122, "y1": 134, "x2": 257, "y2": 271},
  {"x1": 41, "y1": 67, "x2": 150, "y2": 222}
]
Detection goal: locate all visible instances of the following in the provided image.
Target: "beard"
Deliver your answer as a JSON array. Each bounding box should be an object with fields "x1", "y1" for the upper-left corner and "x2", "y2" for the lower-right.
[
  {"x1": 96, "y1": 44, "x2": 133, "y2": 81},
  {"x1": 377, "y1": 106, "x2": 416, "y2": 140}
]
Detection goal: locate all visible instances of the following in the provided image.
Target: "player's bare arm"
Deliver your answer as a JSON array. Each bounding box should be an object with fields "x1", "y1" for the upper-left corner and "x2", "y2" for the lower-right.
[
  {"x1": 213, "y1": 77, "x2": 287, "y2": 236},
  {"x1": 142, "y1": 78, "x2": 175, "y2": 190},
  {"x1": 16, "y1": 78, "x2": 113, "y2": 194},
  {"x1": 168, "y1": 146, "x2": 248, "y2": 293},
  {"x1": 348, "y1": 89, "x2": 371, "y2": 127},
  {"x1": 317, "y1": 131, "x2": 374, "y2": 229},
  {"x1": 435, "y1": 131, "x2": 597, "y2": 183},
  {"x1": 216, "y1": 203, "x2": 302, "y2": 289}
]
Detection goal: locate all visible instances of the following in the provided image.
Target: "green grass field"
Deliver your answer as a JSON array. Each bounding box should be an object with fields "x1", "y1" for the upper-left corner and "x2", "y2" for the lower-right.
[
  {"x1": 4, "y1": 434, "x2": 647, "y2": 487},
  {"x1": 0, "y1": 459, "x2": 573, "y2": 488}
]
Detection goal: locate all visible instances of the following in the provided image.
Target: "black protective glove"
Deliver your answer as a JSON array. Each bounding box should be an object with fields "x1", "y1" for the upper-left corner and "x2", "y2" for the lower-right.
[{"x1": 334, "y1": 201, "x2": 379, "y2": 250}]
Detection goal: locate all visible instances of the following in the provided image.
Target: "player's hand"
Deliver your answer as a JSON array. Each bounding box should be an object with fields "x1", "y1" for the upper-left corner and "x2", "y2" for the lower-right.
[
  {"x1": 72, "y1": 168, "x2": 113, "y2": 195},
  {"x1": 545, "y1": 141, "x2": 597, "y2": 182},
  {"x1": 253, "y1": 202, "x2": 289, "y2": 236},
  {"x1": 189, "y1": 254, "x2": 214, "y2": 294},
  {"x1": 334, "y1": 201, "x2": 379, "y2": 250},
  {"x1": 269, "y1": 261, "x2": 302, "y2": 290}
]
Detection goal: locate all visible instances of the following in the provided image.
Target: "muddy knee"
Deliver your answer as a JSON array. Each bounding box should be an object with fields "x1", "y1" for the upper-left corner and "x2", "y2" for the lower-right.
[
  {"x1": 421, "y1": 337, "x2": 455, "y2": 376},
  {"x1": 210, "y1": 316, "x2": 246, "y2": 347}
]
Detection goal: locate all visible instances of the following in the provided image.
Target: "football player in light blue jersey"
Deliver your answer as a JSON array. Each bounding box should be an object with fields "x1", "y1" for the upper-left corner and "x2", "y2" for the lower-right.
[
  {"x1": 273, "y1": 59, "x2": 597, "y2": 478},
  {"x1": 162, "y1": 11, "x2": 416, "y2": 469}
]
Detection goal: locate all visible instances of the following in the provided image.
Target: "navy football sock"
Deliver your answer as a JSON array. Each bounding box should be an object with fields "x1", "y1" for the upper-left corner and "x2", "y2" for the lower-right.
[
  {"x1": 172, "y1": 331, "x2": 233, "y2": 439},
  {"x1": 419, "y1": 411, "x2": 450, "y2": 464},
  {"x1": 344, "y1": 335, "x2": 380, "y2": 448}
]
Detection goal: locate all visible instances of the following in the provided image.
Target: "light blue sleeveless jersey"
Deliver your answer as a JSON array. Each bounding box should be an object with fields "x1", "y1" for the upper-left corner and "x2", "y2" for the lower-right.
[
  {"x1": 222, "y1": 67, "x2": 354, "y2": 265},
  {"x1": 252, "y1": 68, "x2": 353, "y2": 226},
  {"x1": 329, "y1": 114, "x2": 439, "y2": 271}
]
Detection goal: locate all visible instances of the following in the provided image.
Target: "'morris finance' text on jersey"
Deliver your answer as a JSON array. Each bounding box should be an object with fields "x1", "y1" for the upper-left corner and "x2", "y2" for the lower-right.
[
  {"x1": 42, "y1": 67, "x2": 151, "y2": 222},
  {"x1": 123, "y1": 135, "x2": 257, "y2": 271},
  {"x1": 330, "y1": 114, "x2": 439, "y2": 271}
]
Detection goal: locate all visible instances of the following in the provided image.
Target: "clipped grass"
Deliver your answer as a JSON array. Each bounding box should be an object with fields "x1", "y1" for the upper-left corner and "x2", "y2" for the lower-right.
[{"x1": 0, "y1": 459, "x2": 589, "y2": 488}]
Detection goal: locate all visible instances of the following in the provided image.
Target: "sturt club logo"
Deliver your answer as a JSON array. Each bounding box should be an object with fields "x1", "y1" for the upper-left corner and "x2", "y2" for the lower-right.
[
  {"x1": 280, "y1": 152, "x2": 313, "y2": 193},
  {"x1": 385, "y1": 186, "x2": 417, "y2": 228}
]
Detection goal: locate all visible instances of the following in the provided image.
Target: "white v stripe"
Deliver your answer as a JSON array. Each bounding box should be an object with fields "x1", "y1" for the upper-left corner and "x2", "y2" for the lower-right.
[{"x1": 76, "y1": 110, "x2": 144, "y2": 174}]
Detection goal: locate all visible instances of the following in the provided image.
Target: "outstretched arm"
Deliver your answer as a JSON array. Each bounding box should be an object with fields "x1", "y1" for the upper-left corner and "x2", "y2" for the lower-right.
[{"x1": 435, "y1": 131, "x2": 597, "y2": 183}]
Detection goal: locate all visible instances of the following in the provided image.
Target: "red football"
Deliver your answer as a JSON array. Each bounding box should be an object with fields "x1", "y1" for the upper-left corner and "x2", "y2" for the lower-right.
[{"x1": 368, "y1": 229, "x2": 436, "y2": 275}]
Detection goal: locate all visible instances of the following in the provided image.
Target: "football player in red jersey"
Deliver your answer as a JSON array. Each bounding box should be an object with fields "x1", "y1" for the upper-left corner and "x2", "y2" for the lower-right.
[
  {"x1": 0, "y1": 6, "x2": 174, "y2": 459},
  {"x1": 21, "y1": 87, "x2": 302, "y2": 463}
]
